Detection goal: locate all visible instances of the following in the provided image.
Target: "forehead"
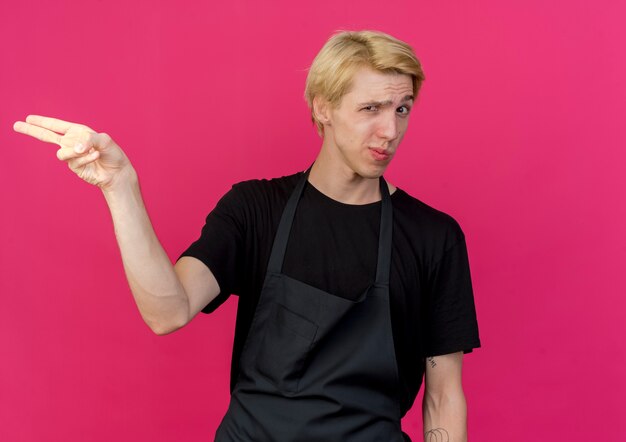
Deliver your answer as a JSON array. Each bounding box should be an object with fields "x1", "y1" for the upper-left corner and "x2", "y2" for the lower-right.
[{"x1": 344, "y1": 66, "x2": 413, "y2": 100}]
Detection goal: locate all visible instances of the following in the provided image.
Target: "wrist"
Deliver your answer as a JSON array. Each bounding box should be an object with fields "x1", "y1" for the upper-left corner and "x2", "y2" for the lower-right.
[{"x1": 101, "y1": 166, "x2": 139, "y2": 198}]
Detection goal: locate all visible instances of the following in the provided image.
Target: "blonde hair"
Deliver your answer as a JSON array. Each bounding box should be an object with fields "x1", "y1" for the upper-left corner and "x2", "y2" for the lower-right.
[{"x1": 304, "y1": 30, "x2": 425, "y2": 137}]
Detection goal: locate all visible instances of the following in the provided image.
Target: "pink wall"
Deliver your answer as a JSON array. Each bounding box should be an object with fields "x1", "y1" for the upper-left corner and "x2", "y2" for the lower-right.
[{"x1": 2, "y1": 1, "x2": 625, "y2": 440}]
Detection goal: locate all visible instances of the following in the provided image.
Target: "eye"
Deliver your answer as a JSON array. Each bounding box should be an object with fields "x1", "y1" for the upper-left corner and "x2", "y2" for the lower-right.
[
  {"x1": 397, "y1": 105, "x2": 411, "y2": 115},
  {"x1": 362, "y1": 105, "x2": 378, "y2": 112}
]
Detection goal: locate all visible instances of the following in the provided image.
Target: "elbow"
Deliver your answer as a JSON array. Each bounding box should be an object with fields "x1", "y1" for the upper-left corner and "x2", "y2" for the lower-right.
[
  {"x1": 148, "y1": 315, "x2": 188, "y2": 336},
  {"x1": 152, "y1": 324, "x2": 173, "y2": 336},
  {"x1": 146, "y1": 294, "x2": 191, "y2": 336},
  {"x1": 424, "y1": 386, "x2": 466, "y2": 410},
  {"x1": 151, "y1": 321, "x2": 184, "y2": 336}
]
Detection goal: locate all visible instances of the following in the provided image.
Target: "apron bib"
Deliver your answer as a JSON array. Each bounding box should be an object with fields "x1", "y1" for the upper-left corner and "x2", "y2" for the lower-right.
[{"x1": 215, "y1": 164, "x2": 405, "y2": 441}]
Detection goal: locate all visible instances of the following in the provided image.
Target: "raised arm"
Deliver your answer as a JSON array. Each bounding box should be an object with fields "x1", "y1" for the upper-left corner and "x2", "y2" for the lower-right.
[
  {"x1": 422, "y1": 351, "x2": 467, "y2": 442},
  {"x1": 13, "y1": 115, "x2": 221, "y2": 334},
  {"x1": 101, "y1": 172, "x2": 222, "y2": 334}
]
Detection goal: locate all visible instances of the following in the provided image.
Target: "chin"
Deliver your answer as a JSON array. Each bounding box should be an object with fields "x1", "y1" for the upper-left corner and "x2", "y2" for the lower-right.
[{"x1": 359, "y1": 164, "x2": 388, "y2": 179}]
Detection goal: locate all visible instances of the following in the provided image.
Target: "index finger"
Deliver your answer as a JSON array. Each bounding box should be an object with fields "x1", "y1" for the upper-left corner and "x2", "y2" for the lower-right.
[
  {"x1": 24, "y1": 114, "x2": 83, "y2": 135},
  {"x1": 13, "y1": 120, "x2": 63, "y2": 145}
]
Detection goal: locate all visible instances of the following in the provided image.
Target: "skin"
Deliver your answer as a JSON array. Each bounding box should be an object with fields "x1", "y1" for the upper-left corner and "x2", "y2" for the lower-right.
[
  {"x1": 9, "y1": 72, "x2": 417, "y2": 332},
  {"x1": 309, "y1": 65, "x2": 415, "y2": 204},
  {"x1": 312, "y1": 67, "x2": 468, "y2": 440},
  {"x1": 11, "y1": 66, "x2": 413, "y2": 205},
  {"x1": 423, "y1": 351, "x2": 466, "y2": 441},
  {"x1": 12, "y1": 67, "x2": 467, "y2": 439},
  {"x1": 12, "y1": 115, "x2": 134, "y2": 192},
  {"x1": 12, "y1": 116, "x2": 191, "y2": 335}
]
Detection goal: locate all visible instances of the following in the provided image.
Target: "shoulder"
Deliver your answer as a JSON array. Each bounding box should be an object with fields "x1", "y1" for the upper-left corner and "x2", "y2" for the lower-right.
[
  {"x1": 392, "y1": 187, "x2": 466, "y2": 261},
  {"x1": 229, "y1": 169, "x2": 302, "y2": 203},
  {"x1": 217, "y1": 169, "x2": 303, "y2": 223}
]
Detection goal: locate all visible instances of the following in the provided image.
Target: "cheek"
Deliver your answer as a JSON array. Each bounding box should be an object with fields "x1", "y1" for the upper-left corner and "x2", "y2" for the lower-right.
[
  {"x1": 398, "y1": 122, "x2": 410, "y2": 140},
  {"x1": 347, "y1": 120, "x2": 374, "y2": 141},
  {"x1": 333, "y1": 114, "x2": 373, "y2": 147},
  {"x1": 334, "y1": 117, "x2": 360, "y2": 141}
]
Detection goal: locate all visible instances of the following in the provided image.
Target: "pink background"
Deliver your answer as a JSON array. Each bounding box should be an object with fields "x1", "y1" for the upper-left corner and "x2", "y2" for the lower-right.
[{"x1": 2, "y1": 1, "x2": 625, "y2": 441}]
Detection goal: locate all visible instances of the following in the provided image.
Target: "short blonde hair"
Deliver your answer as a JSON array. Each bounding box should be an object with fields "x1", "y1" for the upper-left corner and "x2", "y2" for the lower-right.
[{"x1": 304, "y1": 30, "x2": 425, "y2": 137}]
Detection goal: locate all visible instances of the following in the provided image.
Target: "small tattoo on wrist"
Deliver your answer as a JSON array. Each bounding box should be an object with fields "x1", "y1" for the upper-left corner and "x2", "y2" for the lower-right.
[
  {"x1": 427, "y1": 356, "x2": 437, "y2": 368},
  {"x1": 424, "y1": 427, "x2": 449, "y2": 441}
]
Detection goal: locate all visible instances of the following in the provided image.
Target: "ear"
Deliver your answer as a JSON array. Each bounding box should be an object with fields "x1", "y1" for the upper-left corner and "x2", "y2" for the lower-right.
[{"x1": 313, "y1": 96, "x2": 332, "y2": 126}]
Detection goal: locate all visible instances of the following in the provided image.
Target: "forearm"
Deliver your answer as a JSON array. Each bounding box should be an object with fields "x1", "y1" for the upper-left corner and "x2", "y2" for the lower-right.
[
  {"x1": 422, "y1": 390, "x2": 468, "y2": 442},
  {"x1": 102, "y1": 168, "x2": 189, "y2": 334}
]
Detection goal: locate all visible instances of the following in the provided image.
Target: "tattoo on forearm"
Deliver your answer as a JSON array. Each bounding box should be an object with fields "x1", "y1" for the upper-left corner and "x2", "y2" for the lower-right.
[
  {"x1": 424, "y1": 427, "x2": 449, "y2": 441},
  {"x1": 427, "y1": 356, "x2": 437, "y2": 368}
]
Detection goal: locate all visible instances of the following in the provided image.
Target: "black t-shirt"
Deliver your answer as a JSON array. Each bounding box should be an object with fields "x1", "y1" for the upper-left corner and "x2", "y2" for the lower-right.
[{"x1": 177, "y1": 169, "x2": 481, "y2": 416}]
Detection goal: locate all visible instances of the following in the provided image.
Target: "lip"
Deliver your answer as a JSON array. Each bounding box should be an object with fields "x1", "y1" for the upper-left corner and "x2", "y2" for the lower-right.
[
  {"x1": 370, "y1": 147, "x2": 390, "y2": 154},
  {"x1": 369, "y1": 148, "x2": 391, "y2": 161}
]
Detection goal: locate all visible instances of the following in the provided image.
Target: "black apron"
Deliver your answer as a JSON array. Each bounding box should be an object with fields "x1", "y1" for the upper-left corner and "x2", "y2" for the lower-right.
[{"x1": 215, "y1": 164, "x2": 406, "y2": 441}]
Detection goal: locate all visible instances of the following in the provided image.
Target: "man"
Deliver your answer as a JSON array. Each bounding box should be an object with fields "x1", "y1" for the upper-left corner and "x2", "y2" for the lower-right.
[{"x1": 14, "y1": 30, "x2": 480, "y2": 441}]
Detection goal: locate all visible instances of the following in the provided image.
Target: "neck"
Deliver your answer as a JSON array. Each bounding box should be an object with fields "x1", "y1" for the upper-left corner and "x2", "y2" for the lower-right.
[{"x1": 307, "y1": 142, "x2": 396, "y2": 205}]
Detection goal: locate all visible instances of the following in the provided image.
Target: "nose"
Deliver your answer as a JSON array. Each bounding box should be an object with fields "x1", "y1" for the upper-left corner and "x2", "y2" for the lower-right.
[{"x1": 378, "y1": 111, "x2": 399, "y2": 141}]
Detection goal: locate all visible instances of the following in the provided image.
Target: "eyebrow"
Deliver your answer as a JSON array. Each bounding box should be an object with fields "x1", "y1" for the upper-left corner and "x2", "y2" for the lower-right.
[{"x1": 356, "y1": 95, "x2": 414, "y2": 107}]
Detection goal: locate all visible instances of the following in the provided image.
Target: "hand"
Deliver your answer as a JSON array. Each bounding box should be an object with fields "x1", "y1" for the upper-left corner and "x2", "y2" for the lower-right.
[{"x1": 13, "y1": 114, "x2": 136, "y2": 192}]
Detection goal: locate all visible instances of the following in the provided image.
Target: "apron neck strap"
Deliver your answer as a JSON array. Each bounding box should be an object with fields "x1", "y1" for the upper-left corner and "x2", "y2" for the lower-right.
[{"x1": 267, "y1": 162, "x2": 393, "y2": 286}]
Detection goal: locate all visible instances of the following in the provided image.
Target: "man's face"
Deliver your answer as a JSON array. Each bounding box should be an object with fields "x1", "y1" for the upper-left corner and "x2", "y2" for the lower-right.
[{"x1": 320, "y1": 66, "x2": 414, "y2": 179}]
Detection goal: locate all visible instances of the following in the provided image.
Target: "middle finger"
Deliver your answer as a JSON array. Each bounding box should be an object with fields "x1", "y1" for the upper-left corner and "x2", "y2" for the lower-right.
[{"x1": 13, "y1": 121, "x2": 63, "y2": 146}]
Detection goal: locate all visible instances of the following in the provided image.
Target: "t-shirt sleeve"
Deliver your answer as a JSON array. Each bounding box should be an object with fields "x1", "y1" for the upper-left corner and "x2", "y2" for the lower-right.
[
  {"x1": 424, "y1": 231, "x2": 482, "y2": 357},
  {"x1": 176, "y1": 183, "x2": 247, "y2": 314}
]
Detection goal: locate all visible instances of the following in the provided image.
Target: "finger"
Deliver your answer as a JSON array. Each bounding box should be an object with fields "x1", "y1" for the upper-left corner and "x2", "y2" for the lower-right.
[
  {"x1": 13, "y1": 121, "x2": 63, "y2": 145},
  {"x1": 67, "y1": 149, "x2": 99, "y2": 170},
  {"x1": 75, "y1": 132, "x2": 102, "y2": 153},
  {"x1": 24, "y1": 114, "x2": 85, "y2": 135},
  {"x1": 57, "y1": 132, "x2": 102, "y2": 155},
  {"x1": 57, "y1": 145, "x2": 86, "y2": 161},
  {"x1": 56, "y1": 132, "x2": 100, "y2": 159}
]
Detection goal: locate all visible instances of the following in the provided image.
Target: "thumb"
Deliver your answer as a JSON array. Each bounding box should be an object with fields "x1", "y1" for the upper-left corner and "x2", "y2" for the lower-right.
[{"x1": 73, "y1": 132, "x2": 101, "y2": 154}]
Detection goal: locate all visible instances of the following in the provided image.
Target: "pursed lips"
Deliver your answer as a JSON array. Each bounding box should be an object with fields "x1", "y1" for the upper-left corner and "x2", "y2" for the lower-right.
[{"x1": 369, "y1": 147, "x2": 393, "y2": 155}]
